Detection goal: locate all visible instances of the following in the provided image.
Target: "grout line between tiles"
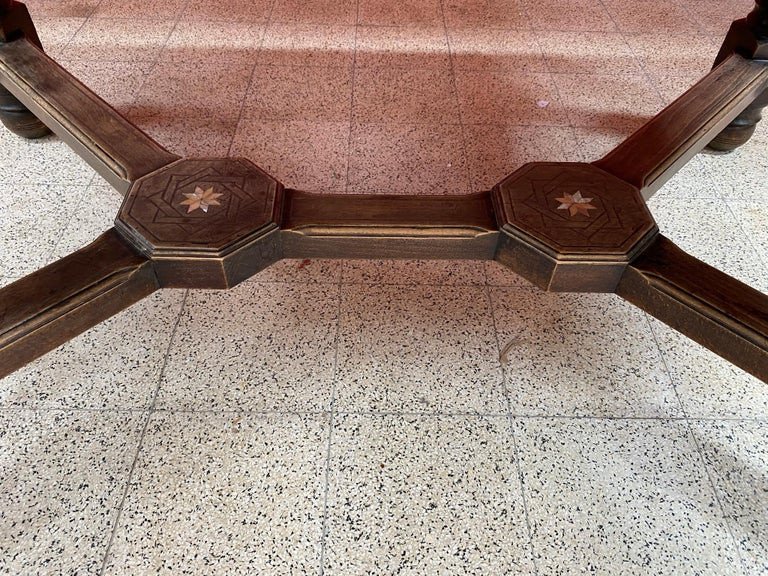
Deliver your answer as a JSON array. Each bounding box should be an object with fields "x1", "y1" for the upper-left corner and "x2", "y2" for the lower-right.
[{"x1": 97, "y1": 289, "x2": 189, "y2": 576}]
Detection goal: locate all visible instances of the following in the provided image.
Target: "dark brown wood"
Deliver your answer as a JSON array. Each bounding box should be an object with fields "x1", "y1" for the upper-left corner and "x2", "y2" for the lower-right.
[
  {"x1": 281, "y1": 190, "x2": 499, "y2": 260},
  {"x1": 616, "y1": 235, "x2": 768, "y2": 382},
  {"x1": 0, "y1": 229, "x2": 157, "y2": 378},
  {"x1": 0, "y1": 0, "x2": 49, "y2": 138},
  {"x1": 708, "y1": 0, "x2": 768, "y2": 151},
  {"x1": 595, "y1": 54, "x2": 768, "y2": 198},
  {"x1": 0, "y1": 38, "x2": 179, "y2": 193}
]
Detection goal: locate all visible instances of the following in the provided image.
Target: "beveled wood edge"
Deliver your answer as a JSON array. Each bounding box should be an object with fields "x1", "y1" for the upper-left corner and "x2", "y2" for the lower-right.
[
  {"x1": 0, "y1": 38, "x2": 179, "y2": 194},
  {"x1": 615, "y1": 234, "x2": 768, "y2": 382},
  {"x1": 0, "y1": 229, "x2": 158, "y2": 379},
  {"x1": 595, "y1": 54, "x2": 768, "y2": 199}
]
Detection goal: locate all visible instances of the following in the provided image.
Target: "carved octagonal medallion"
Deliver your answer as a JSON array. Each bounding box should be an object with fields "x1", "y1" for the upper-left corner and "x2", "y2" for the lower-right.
[
  {"x1": 493, "y1": 162, "x2": 658, "y2": 292},
  {"x1": 116, "y1": 158, "x2": 283, "y2": 289}
]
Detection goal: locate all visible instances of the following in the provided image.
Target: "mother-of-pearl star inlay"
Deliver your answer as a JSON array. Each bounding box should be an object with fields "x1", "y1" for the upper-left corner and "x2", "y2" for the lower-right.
[
  {"x1": 555, "y1": 191, "x2": 597, "y2": 217},
  {"x1": 180, "y1": 186, "x2": 224, "y2": 213}
]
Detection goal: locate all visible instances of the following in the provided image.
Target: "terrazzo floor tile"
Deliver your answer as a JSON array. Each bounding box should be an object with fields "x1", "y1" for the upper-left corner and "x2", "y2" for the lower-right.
[
  {"x1": 603, "y1": 0, "x2": 701, "y2": 34},
  {"x1": 160, "y1": 20, "x2": 268, "y2": 63},
  {"x1": 244, "y1": 64, "x2": 353, "y2": 121},
  {"x1": 515, "y1": 417, "x2": 743, "y2": 576},
  {"x1": 25, "y1": 0, "x2": 100, "y2": 18},
  {"x1": 698, "y1": 124, "x2": 768, "y2": 201},
  {"x1": 1, "y1": 290, "x2": 186, "y2": 410},
  {"x1": 648, "y1": 197, "x2": 767, "y2": 293},
  {"x1": 622, "y1": 33, "x2": 717, "y2": 81},
  {"x1": 270, "y1": 0, "x2": 358, "y2": 25},
  {"x1": 484, "y1": 261, "x2": 537, "y2": 288},
  {"x1": 62, "y1": 18, "x2": 176, "y2": 62},
  {"x1": 443, "y1": 0, "x2": 529, "y2": 30},
  {"x1": 462, "y1": 124, "x2": 580, "y2": 191},
  {"x1": 455, "y1": 70, "x2": 569, "y2": 126},
  {"x1": 356, "y1": 25, "x2": 450, "y2": 69},
  {"x1": 524, "y1": 0, "x2": 616, "y2": 32},
  {"x1": 0, "y1": 409, "x2": 146, "y2": 576},
  {"x1": 0, "y1": 183, "x2": 88, "y2": 277},
  {"x1": 324, "y1": 414, "x2": 535, "y2": 575},
  {"x1": 34, "y1": 17, "x2": 87, "y2": 56},
  {"x1": 726, "y1": 200, "x2": 768, "y2": 267},
  {"x1": 341, "y1": 259, "x2": 486, "y2": 286},
  {"x1": 571, "y1": 124, "x2": 638, "y2": 162},
  {"x1": 231, "y1": 118, "x2": 350, "y2": 190},
  {"x1": 448, "y1": 29, "x2": 546, "y2": 73},
  {"x1": 92, "y1": 0, "x2": 187, "y2": 20},
  {"x1": 254, "y1": 258, "x2": 344, "y2": 283},
  {"x1": 358, "y1": 0, "x2": 444, "y2": 27},
  {"x1": 649, "y1": 156, "x2": 721, "y2": 201},
  {"x1": 181, "y1": 0, "x2": 274, "y2": 22},
  {"x1": 685, "y1": 0, "x2": 754, "y2": 35},
  {"x1": 690, "y1": 419, "x2": 768, "y2": 576},
  {"x1": 126, "y1": 112, "x2": 239, "y2": 158},
  {"x1": 102, "y1": 412, "x2": 328, "y2": 576},
  {"x1": 647, "y1": 317, "x2": 768, "y2": 419},
  {"x1": 258, "y1": 22, "x2": 356, "y2": 68},
  {"x1": 0, "y1": 129, "x2": 95, "y2": 186},
  {"x1": 491, "y1": 290, "x2": 681, "y2": 417},
  {"x1": 552, "y1": 72, "x2": 664, "y2": 130},
  {"x1": 347, "y1": 122, "x2": 470, "y2": 195},
  {"x1": 536, "y1": 31, "x2": 640, "y2": 74},
  {"x1": 155, "y1": 282, "x2": 340, "y2": 412},
  {"x1": 334, "y1": 284, "x2": 507, "y2": 414},
  {"x1": 58, "y1": 59, "x2": 153, "y2": 109},
  {"x1": 352, "y1": 66, "x2": 460, "y2": 124}
]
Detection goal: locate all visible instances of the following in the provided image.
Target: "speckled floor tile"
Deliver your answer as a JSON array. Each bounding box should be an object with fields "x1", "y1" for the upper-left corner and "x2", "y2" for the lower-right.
[
  {"x1": 648, "y1": 197, "x2": 767, "y2": 293},
  {"x1": 699, "y1": 124, "x2": 768, "y2": 201},
  {"x1": 491, "y1": 290, "x2": 680, "y2": 417},
  {"x1": 726, "y1": 200, "x2": 768, "y2": 267},
  {"x1": 324, "y1": 414, "x2": 535, "y2": 575},
  {"x1": 1, "y1": 290, "x2": 186, "y2": 409},
  {"x1": 341, "y1": 259, "x2": 486, "y2": 286},
  {"x1": 484, "y1": 261, "x2": 537, "y2": 288},
  {"x1": 347, "y1": 122, "x2": 470, "y2": 195},
  {"x1": 25, "y1": 0, "x2": 100, "y2": 18},
  {"x1": 254, "y1": 258, "x2": 344, "y2": 283},
  {"x1": 0, "y1": 129, "x2": 95, "y2": 186},
  {"x1": 244, "y1": 65, "x2": 353, "y2": 121},
  {"x1": 524, "y1": 0, "x2": 616, "y2": 32},
  {"x1": 456, "y1": 70, "x2": 568, "y2": 126},
  {"x1": 603, "y1": 0, "x2": 701, "y2": 34},
  {"x1": 126, "y1": 110, "x2": 239, "y2": 157},
  {"x1": 647, "y1": 317, "x2": 768, "y2": 419},
  {"x1": 160, "y1": 20, "x2": 267, "y2": 63},
  {"x1": 35, "y1": 17, "x2": 87, "y2": 56},
  {"x1": 155, "y1": 282, "x2": 339, "y2": 412},
  {"x1": 0, "y1": 183, "x2": 87, "y2": 277},
  {"x1": 93, "y1": 0, "x2": 187, "y2": 19},
  {"x1": 271, "y1": 0, "x2": 357, "y2": 25},
  {"x1": 448, "y1": 29, "x2": 546, "y2": 73},
  {"x1": 181, "y1": 0, "x2": 274, "y2": 22},
  {"x1": 102, "y1": 411, "x2": 328, "y2": 576},
  {"x1": 0, "y1": 410, "x2": 146, "y2": 576},
  {"x1": 356, "y1": 25, "x2": 450, "y2": 69},
  {"x1": 651, "y1": 156, "x2": 721, "y2": 201},
  {"x1": 334, "y1": 284, "x2": 506, "y2": 414},
  {"x1": 444, "y1": 0, "x2": 529, "y2": 30},
  {"x1": 537, "y1": 31, "x2": 640, "y2": 74},
  {"x1": 352, "y1": 66, "x2": 459, "y2": 124},
  {"x1": 552, "y1": 72, "x2": 663, "y2": 130},
  {"x1": 62, "y1": 18, "x2": 175, "y2": 61},
  {"x1": 690, "y1": 419, "x2": 768, "y2": 576},
  {"x1": 358, "y1": 0, "x2": 443, "y2": 27},
  {"x1": 654, "y1": 70, "x2": 714, "y2": 106},
  {"x1": 685, "y1": 0, "x2": 754, "y2": 35},
  {"x1": 463, "y1": 124, "x2": 579, "y2": 191},
  {"x1": 515, "y1": 417, "x2": 742, "y2": 576},
  {"x1": 232, "y1": 118, "x2": 350, "y2": 190},
  {"x1": 59, "y1": 59, "x2": 153, "y2": 109},
  {"x1": 259, "y1": 23, "x2": 356, "y2": 68},
  {"x1": 623, "y1": 33, "x2": 717, "y2": 80},
  {"x1": 571, "y1": 124, "x2": 638, "y2": 162}
]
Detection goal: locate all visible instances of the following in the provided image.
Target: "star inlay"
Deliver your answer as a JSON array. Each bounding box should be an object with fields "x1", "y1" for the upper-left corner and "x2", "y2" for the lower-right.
[
  {"x1": 180, "y1": 186, "x2": 224, "y2": 213},
  {"x1": 555, "y1": 191, "x2": 597, "y2": 217}
]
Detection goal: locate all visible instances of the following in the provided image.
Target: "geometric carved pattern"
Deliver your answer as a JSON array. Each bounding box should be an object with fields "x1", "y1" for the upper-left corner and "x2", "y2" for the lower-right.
[
  {"x1": 117, "y1": 158, "x2": 281, "y2": 256},
  {"x1": 495, "y1": 163, "x2": 656, "y2": 257}
]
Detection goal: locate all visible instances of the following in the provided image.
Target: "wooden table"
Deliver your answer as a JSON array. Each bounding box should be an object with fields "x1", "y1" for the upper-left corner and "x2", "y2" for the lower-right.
[{"x1": 0, "y1": 0, "x2": 766, "y2": 382}]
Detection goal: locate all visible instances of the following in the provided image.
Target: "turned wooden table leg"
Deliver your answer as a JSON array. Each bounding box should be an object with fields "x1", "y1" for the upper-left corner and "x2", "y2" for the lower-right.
[
  {"x1": 709, "y1": 0, "x2": 768, "y2": 151},
  {"x1": 0, "y1": 0, "x2": 49, "y2": 138}
]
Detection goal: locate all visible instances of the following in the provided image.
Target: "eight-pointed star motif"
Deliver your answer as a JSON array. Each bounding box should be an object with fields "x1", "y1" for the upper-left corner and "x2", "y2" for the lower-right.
[
  {"x1": 555, "y1": 191, "x2": 597, "y2": 217},
  {"x1": 180, "y1": 186, "x2": 224, "y2": 213}
]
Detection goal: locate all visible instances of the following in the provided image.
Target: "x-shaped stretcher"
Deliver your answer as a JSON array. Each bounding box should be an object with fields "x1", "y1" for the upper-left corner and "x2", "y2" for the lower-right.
[{"x1": 0, "y1": 0, "x2": 766, "y2": 382}]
